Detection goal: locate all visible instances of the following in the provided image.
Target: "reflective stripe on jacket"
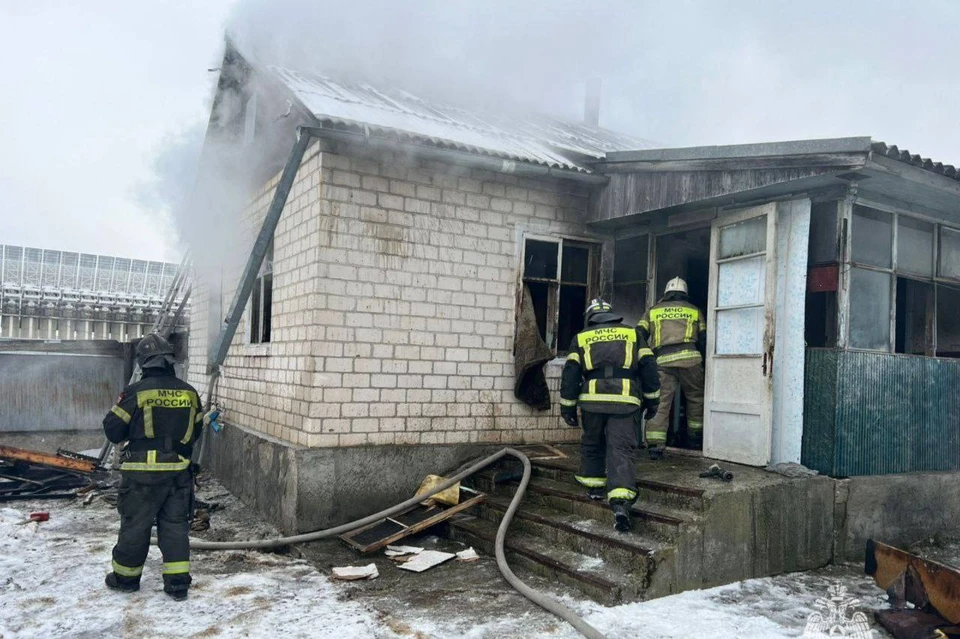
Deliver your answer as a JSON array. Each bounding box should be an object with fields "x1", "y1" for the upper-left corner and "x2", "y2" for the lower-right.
[
  {"x1": 638, "y1": 299, "x2": 706, "y2": 367},
  {"x1": 103, "y1": 369, "x2": 203, "y2": 472},
  {"x1": 559, "y1": 322, "x2": 660, "y2": 413}
]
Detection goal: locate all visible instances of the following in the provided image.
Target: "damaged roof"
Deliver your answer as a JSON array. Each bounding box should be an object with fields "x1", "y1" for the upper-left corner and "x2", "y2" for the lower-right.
[{"x1": 268, "y1": 66, "x2": 656, "y2": 172}]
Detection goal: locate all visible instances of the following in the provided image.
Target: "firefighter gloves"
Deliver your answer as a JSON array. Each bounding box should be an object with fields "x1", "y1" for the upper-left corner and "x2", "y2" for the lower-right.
[{"x1": 561, "y1": 406, "x2": 579, "y2": 428}]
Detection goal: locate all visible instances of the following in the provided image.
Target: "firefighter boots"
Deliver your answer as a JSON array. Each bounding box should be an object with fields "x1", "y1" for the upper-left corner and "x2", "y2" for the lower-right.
[
  {"x1": 587, "y1": 487, "x2": 605, "y2": 501},
  {"x1": 611, "y1": 499, "x2": 632, "y2": 532},
  {"x1": 648, "y1": 445, "x2": 665, "y2": 461},
  {"x1": 105, "y1": 572, "x2": 140, "y2": 593}
]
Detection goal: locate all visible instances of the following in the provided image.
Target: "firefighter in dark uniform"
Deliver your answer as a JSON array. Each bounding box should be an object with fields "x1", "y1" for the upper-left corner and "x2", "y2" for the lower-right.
[
  {"x1": 559, "y1": 299, "x2": 661, "y2": 532},
  {"x1": 102, "y1": 334, "x2": 204, "y2": 601}
]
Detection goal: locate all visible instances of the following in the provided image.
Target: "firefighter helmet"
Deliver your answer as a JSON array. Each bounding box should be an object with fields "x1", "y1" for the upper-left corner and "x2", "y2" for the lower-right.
[
  {"x1": 136, "y1": 333, "x2": 175, "y2": 370},
  {"x1": 664, "y1": 277, "x2": 688, "y2": 295},
  {"x1": 584, "y1": 298, "x2": 622, "y2": 326}
]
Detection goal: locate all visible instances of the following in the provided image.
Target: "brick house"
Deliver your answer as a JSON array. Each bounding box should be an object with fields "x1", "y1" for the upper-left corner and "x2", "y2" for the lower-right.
[
  {"x1": 189, "y1": 43, "x2": 652, "y2": 531},
  {"x1": 192, "y1": 43, "x2": 960, "y2": 532}
]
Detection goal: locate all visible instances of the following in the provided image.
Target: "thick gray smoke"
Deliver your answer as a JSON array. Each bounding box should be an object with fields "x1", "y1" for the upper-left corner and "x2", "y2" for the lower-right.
[{"x1": 141, "y1": 0, "x2": 960, "y2": 292}]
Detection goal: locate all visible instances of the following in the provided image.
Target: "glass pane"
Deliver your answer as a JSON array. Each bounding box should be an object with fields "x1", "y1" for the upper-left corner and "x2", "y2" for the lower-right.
[
  {"x1": 612, "y1": 282, "x2": 646, "y2": 328},
  {"x1": 523, "y1": 239, "x2": 558, "y2": 280},
  {"x1": 719, "y1": 216, "x2": 766, "y2": 259},
  {"x1": 717, "y1": 256, "x2": 765, "y2": 308},
  {"x1": 895, "y1": 278, "x2": 933, "y2": 356},
  {"x1": 897, "y1": 217, "x2": 933, "y2": 277},
  {"x1": 715, "y1": 307, "x2": 763, "y2": 355},
  {"x1": 560, "y1": 245, "x2": 589, "y2": 284},
  {"x1": 614, "y1": 235, "x2": 648, "y2": 282},
  {"x1": 808, "y1": 202, "x2": 838, "y2": 265},
  {"x1": 937, "y1": 285, "x2": 960, "y2": 358},
  {"x1": 558, "y1": 285, "x2": 587, "y2": 350},
  {"x1": 849, "y1": 268, "x2": 891, "y2": 350},
  {"x1": 939, "y1": 227, "x2": 960, "y2": 280},
  {"x1": 851, "y1": 206, "x2": 892, "y2": 268}
]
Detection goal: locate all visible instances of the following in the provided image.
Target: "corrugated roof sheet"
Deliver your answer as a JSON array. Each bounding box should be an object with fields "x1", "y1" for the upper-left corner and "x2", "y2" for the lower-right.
[
  {"x1": 269, "y1": 66, "x2": 656, "y2": 172},
  {"x1": 872, "y1": 141, "x2": 960, "y2": 181}
]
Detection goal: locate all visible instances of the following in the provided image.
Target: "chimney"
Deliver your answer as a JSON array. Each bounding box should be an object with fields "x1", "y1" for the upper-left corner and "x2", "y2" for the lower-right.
[{"x1": 584, "y1": 77, "x2": 601, "y2": 128}]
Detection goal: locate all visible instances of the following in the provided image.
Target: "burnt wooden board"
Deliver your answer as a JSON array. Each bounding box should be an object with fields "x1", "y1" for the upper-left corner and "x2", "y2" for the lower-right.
[
  {"x1": 0, "y1": 445, "x2": 97, "y2": 474},
  {"x1": 340, "y1": 486, "x2": 486, "y2": 554},
  {"x1": 866, "y1": 539, "x2": 960, "y2": 624}
]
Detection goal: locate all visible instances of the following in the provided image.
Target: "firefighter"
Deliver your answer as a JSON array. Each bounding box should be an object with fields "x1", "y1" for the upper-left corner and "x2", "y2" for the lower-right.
[
  {"x1": 102, "y1": 334, "x2": 204, "y2": 601},
  {"x1": 638, "y1": 277, "x2": 706, "y2": 460},
  {"x1": 559, "y1": 299, "x2": 660, "y2": 532}
]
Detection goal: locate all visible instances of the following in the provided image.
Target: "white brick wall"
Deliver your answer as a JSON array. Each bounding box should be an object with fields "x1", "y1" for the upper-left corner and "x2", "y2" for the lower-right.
[{"x1": 188, "y1": 142, "x2": 605, "y2": 448}]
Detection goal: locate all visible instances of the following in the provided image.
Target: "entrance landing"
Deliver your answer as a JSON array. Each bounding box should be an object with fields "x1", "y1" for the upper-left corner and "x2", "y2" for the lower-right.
[{"x1": 450, "y1": 444, "x2": 836, "y2": 603}]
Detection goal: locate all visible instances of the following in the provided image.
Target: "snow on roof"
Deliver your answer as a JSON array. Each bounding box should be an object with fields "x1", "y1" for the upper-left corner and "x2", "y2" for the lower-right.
[{"x1": 269, "y1": 66, "x2": 656, "y2": 172}]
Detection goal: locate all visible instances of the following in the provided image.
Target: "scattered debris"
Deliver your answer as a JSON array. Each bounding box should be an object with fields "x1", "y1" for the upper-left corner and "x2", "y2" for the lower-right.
[
  {"x1": 456, "y1": 547, "x2": 480, "y2": 562},
  {"x1": 17, "y1": 511, "x2": 49, "y2": 525},
  {"x1": 397, "y1": 550, "x2": 456, "y2": 573},
  {"x1": 415, "y1": 475, "x2": 460, "y2": 506},
  {"x1": 866, "y1": 539, "x2": 960, "y2": 637},
  {"x1": 765, "y1": 462, "x2": 819, "y2": 478},
  {"x1": 385, "y1": 545, "x2": 423, "y2": 557},
  {"x1": 339, "y1": 485, "x2": 485, "y2": 554},
  {"x1": 699, "y1": 463, "x2": 734, "y2": 482},
  {"x1": 0, "y1": 445, "x2": 101, "y2": 501},
  {"x1": 332, "y1": 564, "x2": 379, "y2": 581}
]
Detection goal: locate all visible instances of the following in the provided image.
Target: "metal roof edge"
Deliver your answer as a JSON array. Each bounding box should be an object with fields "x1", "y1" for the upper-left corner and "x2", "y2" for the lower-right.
[{"x1": 603, "y1": 137, "x2": 874, "y2": 164}]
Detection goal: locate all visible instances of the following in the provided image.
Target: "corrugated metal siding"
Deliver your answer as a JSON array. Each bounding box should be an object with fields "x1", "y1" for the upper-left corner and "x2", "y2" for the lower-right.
[
  {"x1": 802, "y1": 348, "x2": 838, "y2": 474},
  {"x1": 0, "y1": 353, "x2": 125, "y2": 433},
  {"x1": 803, "y1": 348, "x2": 960, "y2": 476}
]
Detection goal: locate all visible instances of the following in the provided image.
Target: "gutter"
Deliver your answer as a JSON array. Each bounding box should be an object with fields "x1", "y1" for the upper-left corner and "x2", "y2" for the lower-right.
[{"x1": 298, "y1": 125, "x2": 609, "y2": 185}]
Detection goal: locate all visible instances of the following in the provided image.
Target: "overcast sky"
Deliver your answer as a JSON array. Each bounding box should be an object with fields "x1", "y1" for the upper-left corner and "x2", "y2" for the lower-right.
[{"x1": 2, "y1": 1, "x2": 960, "y2": 263}]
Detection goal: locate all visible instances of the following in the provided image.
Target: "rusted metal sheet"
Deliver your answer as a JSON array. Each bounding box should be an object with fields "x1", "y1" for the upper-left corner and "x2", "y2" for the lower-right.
[
  {"x1": 0, "y1": 445, "x2": 97, "y2": 473},
  {"x1": 866, "y1": 540, "x2": 960, "y2": 625},
  {"x1": 0, "y1": 350, "x2": 126, "y2": 433},
  {"x1": 802, "y1": 348, "x2": 960, "y2": 476},
  {"x1": 807, "y1": 265, "x2": 839, "y2": 292}
]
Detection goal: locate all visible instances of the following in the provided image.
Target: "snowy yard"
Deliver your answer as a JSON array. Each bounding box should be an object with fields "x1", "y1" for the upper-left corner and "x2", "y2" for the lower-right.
[{"x1": 0, "y1": 479, "x2": 904, "y2": 639}]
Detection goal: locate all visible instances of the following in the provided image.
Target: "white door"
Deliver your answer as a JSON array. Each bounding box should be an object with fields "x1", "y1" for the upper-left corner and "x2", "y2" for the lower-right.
[{"x1": 703, "y1": 203, "x2": 777, "y2": 466}]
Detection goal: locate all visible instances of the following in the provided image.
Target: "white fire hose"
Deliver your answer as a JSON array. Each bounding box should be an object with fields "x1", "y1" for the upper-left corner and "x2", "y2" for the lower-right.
[{"x1": 186, "y1": 447, "x2": 606, "y2": 639}]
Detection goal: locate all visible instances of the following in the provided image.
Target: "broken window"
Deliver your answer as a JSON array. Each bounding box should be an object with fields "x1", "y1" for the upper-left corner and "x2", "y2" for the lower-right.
[
  {"x1": 612, "y1": 235, "x2": 648, "y2": 327},
  {"x1": 851, "y1": 206, "x2": 892, "y2": 268},
  {"x1": 895, "y1": 278, "x2": 933, "y2": 356},
  {"x1": 808, "y1": 202, "x2": 839, "y2": 266},
  {"x1": 250, "y1": 240, "x2": 273, "y2": 344},
  {"x1": 849, "y1": 267, "x2": 891, "y2": 351},
  {"x1": 521, "y1": 237, "x2": 597, "y2": 353},
  {"x1": 936, "y1": 285, "x2": 960, "y2": 358}
]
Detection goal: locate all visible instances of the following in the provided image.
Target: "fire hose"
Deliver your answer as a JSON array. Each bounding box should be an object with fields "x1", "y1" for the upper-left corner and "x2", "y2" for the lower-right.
[{"x1": 186, "y1": 447, "x2": 607, "y2": 639}]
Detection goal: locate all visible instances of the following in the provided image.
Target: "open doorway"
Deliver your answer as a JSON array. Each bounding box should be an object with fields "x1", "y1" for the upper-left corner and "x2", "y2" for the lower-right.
[{"x1": 652, "y1": 227, "x2": 711, "y2": 451}]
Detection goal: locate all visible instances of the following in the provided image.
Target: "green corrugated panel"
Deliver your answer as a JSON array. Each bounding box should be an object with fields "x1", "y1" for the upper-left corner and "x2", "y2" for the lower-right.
[
  {"x1": 832, "y1": 351, "x2": 960, "y2": 476},
  {"x1": 802, "y1": 349, "x2": 960, "y2": 476},
  {"x1": 801, "y1": 348, "x2": 839, "y2": 474}
]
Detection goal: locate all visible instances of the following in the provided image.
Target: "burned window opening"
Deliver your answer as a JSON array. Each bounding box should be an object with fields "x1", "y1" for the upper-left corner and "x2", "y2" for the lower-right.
[
  {"x1": 521, "y1": 237, "x2": 597, "y2": 354},
  {"x1": 250, "y1": 240, "x2": 273, "y2": 344}
]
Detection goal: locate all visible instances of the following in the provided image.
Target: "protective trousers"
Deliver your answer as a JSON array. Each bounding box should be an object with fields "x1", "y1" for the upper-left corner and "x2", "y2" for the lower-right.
[
  {"x1": 575, "y1": 410, "x2": 639, "y2": 502},
  {"x1": 644, "y1": 363, "x2": 705, "y2": 446},
  {"x1": 111, "y1": 470, "x2": 192, "y2": 594}
]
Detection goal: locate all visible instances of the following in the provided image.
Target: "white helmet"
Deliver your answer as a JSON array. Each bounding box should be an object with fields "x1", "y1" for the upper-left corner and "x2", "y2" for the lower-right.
[{"x1": 664, "y1": 277, "x2": 688, "y2": 295}]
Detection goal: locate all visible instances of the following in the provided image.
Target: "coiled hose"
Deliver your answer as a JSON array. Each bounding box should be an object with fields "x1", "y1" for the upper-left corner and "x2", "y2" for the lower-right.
[{"x1": 188, "y1": 447, "x2": 606, "y2": 639}]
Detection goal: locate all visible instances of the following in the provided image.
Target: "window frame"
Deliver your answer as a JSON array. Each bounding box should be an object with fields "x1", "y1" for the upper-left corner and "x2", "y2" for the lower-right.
[
  {"x1": 250, "y1": 240, "x2": 274, "y2": 345},
  {"x1": 843, "y1": 200, "x2": 960, "y2": 358},
  {"x1": 520, "y1": 233, "x2": 600, "y2": 355}
]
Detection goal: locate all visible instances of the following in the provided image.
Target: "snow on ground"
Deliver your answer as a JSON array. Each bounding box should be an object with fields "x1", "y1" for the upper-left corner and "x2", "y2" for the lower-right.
[
  {"x1": 0, "y1": 477, "x2": 922, "y2": 639},
  {"x1": 0, "y1": 496, "x2": 399, "y2": 639}
]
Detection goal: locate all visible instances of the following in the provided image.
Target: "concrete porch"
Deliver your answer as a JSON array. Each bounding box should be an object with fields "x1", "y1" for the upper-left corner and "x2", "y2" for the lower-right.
[{"x1": 450, "y1": 444, "x2": 830, "y2": 603}]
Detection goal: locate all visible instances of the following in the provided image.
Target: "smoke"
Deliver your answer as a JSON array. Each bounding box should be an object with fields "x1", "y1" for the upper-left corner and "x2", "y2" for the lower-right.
[{"x1": 139, "y1": 0, "x2": 960, "y2": 296}]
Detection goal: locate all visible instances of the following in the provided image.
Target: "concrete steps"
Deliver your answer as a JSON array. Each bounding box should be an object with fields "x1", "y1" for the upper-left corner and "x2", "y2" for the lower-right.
[
  {"x1": 445, "y1": 456, "x2": 711, "y2": 603},
  {"x1": 447, "y1": 514, "x2": 648, "y2": 604}
]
